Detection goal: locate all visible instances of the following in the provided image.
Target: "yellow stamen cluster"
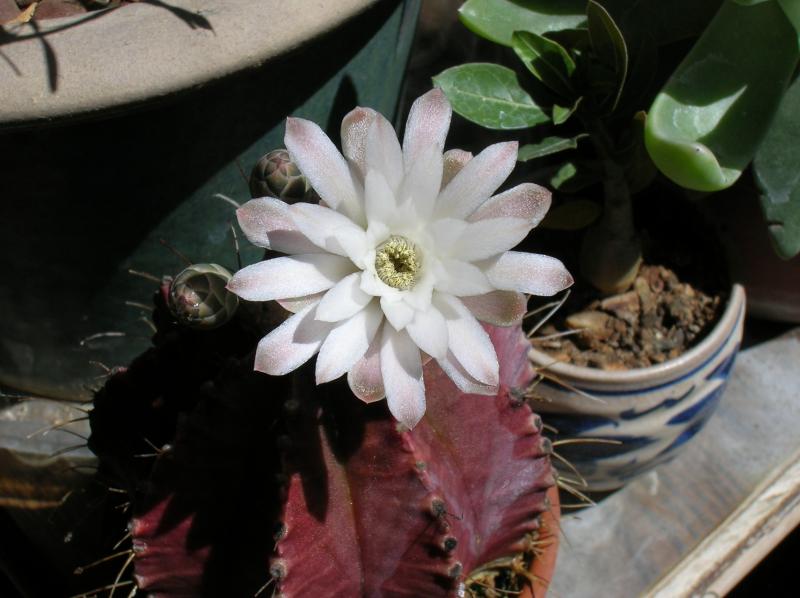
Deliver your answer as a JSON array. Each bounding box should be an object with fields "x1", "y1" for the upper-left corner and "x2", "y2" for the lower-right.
[{"x1": 375, "y1": 236, "x2": 421, "y2": 291}]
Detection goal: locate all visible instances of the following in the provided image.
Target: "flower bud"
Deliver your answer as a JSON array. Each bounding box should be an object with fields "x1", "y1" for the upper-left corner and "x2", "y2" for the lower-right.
[
  {"x1": 249, "y1": 149, "x2": 318, "y2": 203},
  {"x1": 168, "y1": 263, "x2": 239, "y2": 330}
]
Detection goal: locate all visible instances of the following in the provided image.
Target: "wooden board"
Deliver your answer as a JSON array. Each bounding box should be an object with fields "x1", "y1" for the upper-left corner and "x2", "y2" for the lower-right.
[{"x1": 548, "y1": 328, "x2": 800, "y2": 597}]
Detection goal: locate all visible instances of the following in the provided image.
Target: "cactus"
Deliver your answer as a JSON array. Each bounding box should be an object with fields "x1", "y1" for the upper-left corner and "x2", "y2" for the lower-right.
[{"x1": 88, "y1": 281, "x2": 558, "y2": 596}]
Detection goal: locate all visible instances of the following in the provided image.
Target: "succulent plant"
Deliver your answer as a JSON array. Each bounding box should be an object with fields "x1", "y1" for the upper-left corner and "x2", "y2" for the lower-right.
[
  {"x1": 88, "y1": 285, "x2": 558, "y2": 597},
  {"x1": 249, "y1": 148, "x2": 319, "y2": 203}
]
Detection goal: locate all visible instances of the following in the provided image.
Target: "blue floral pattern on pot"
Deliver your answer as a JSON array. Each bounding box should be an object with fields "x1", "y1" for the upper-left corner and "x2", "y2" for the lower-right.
[{"x1": 530, "y1": 285, "x2": 746, "y2": 492}]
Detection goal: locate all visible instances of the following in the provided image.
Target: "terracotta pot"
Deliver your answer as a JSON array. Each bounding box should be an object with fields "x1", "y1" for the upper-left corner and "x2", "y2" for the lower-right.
[
  {"x1": 529, "y1": 284, "x2": 746, "y2": 492},
  {"x1": 523, "y1": 485, "x2": 561, "y2": 598}
]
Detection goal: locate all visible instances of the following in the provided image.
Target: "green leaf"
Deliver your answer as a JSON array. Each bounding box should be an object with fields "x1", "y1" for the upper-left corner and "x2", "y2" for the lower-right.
[
  {"x1": 433, "y1": 63, "x2": 550, "y2": 130},
  {"x1": 778, "y1": 0, "x2": 800, "y2": 36},
  {"x1": 548, "y1": 161, "x2": 601, "y2": 192},
  {"x1": 510, "y1": 30, "x2": 576, "y2": 98},
  {"x1": 552, "y1": 97, "x2": 582, "y2": 124},
  {"x1": 586, "y1": 0, "x2": 628, "y2": 111},
  {"x1": 540, "y1": 199, "x2": 602, "y2": 230},
  {"x1": 753, "y1": 76, "x2": 800, "y2": 259},
  {"x1": 518, "y1": 134, "x2": 587, "y2": 162},
  {"x1": 458, "y1": 0, "x2": 586, "y2": 47},
  {"x1": 645, "y1": 0, "x2": 799, "y2": 192}
]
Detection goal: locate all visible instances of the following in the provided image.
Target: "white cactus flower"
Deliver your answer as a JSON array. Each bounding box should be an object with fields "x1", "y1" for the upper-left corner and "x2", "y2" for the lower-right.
[{"x1": 228, "y1": 89, "x2": 572, "y2": 429}]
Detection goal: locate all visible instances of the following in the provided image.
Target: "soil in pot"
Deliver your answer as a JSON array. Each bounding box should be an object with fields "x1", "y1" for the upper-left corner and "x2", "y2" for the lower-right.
[{"x1": 526, "y1": 183, "x2": 730, "y2": 371}]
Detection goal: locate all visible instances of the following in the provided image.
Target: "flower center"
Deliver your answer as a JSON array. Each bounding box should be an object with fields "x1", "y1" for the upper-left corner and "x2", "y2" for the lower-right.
[{"x1": 374, "y1": 236, "x2": 421, "y2": 291}]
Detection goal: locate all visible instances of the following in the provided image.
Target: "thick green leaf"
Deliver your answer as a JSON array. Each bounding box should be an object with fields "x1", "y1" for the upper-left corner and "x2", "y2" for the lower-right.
[
  {"x1": 552, "y1": 97, "x2": 582, "y2": 124},
  {"x1": 540, "y1": 199, "x2": 602, "y2": 230},
  {"x1": 511, "y1": 30, "x2": 575, "y2": 98},
  {"x1": 753, "y1": 76, "x2": 800, "y2": 259},
  {"x1": 645, "y1": 0, "x2": 799, "y2": 191},
  {"x1": 586, "y1": 0, "x2": 628, "y2": 110},
  {"x1": 433, "y1": 63, "x2": 550, "y2": 130},
  {"x1": 459, "y1": 0, "x2": 586, "y2": 47},
  {"x1": 778, "y1": 0, "x2": 800, "y2": 35},
  {"x1": 518, "y1": 134, "x2": 587, "y2": 162}
]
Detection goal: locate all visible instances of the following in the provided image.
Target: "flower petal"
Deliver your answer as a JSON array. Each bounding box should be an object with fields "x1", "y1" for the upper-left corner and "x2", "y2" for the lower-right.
[
  {"x1": 403, "y1": 88, "x2": 452, "y2": 169},
  {"x1": 315, "y1": 302, "x2": 382, "y2": 384},
  {"x1": 399, "y1": 144, "x2": 443, "y2": 221},
  {"x1": 290, "y1": 202, "x2": 364, "y2": 257},
  {"x1": 254, "y1": 303, "x2": 332, "y2": 375},
  {"x1": 380, "y1": 296, "x2": 415, "y2": 330},
  {"x1": 461, "y1": 291, "x2": 527, "y2": 326},
  {"x1": 405, "y1": 305, "x2": 448, "y2": 360},
  {"x1": 341, "y1": 106, "x2": 378, "y2": 180},
  {"x1": 227, "y1": 254, "x2": 355, "y2": 302},
  {"x1": 483, "y1": 251, "x2": 574, "y2": 296},
  {"x1": 285, "y1": 117, "x2": 363, "y2": 221},
  {"x1": 381, "y1": 326, "x2": 426, "y2": 429},
  {"x1": 436, "y1": 351, "x2": 496, "y2": 396},
  {"x1": 429, "y1": 218, "x2": 468, "y2": 255},
  {"x1": 348, "y1": 331, "x2": 385, "y2": 403},
  {"x1": 236, "y1": 197, "x2": 318, "y2": 254},
  {"x1": 450, "y1": 217, "x2": 533, "y2": 261},
  {"x1": 468, "y1": 183, "x2": 552, "y2": 226},
  {"x1": 278, "y1": 292, "x2": 325, "y2": 314},
  {"x1": 365, "y1": 113, "x2": 404, "y2": 193},
  {"x1": 435, "y1": 141, "x2": 518, "y2": 219},
  {"x1": 441, "y1": 149, "x2": 472, "y2": 188},
  {"x1": 365, "y1": 169, "x2": 398, "y2": 226},
  {"x1": 316, "y1": 273, "x2": 373, "y2": 322},
  {"x1": 434, "y1": 259, "x2": 493, "y2": 297},
  {"x1": 435, "y1": 293, "x2": 499, "y2": 386}
]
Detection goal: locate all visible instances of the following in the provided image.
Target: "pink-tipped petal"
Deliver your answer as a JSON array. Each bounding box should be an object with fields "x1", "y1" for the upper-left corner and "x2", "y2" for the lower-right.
[
  {"x1": 435, "y1": 293, "x2": 499, "y2": 387},
  {"x1": 341, "y1": 106, "x2": 379, "y2": 180},
  {"x1": 398, "y1": 144, "x2": 443, "y2": 221},
  {"x1": 484, "y1": 251, "x2": 574, "y2": 296},
  {"x1": 403, "y1": 88, "x2": 452, "y2": 169},
  {"x1": 315, "y1": 303, "x2": 382, "y2": 384},
  {"x1": 236, "y1": 197, "x2": 318, "y2": 254},
  {"x1": 441, "y1": 149, "x2": 472, "y2": 187},
  {"x1": 435, "y1": 141, "x2": 518, "y2": 219},
  {"x1": 436, "y1": 351, "x2": 497, "y2": 396},
  {"x1": 405, "y1": 305, "x2": 448, "y2": 360},
  {"x1": 227, "y1": 254, "x2": 355, "y2": 302},
  {"x1": 347, "y1": 331, "x2": 385, "y2": 403},
  {"x1": 461, "y1": 291, "x2": 527, "y2": 326},
  {"x1": 285, "y1": 117, "x2": 363, "y2": 221},
  {"x1": 450, "y1": 217, "x2": 534, "y2": 261},
  {"x1": 434, "y1": 259, "x2": 493, "y2": 297},
  {"x1": 380, "y1": 296, "x2": 415, "y2": 330},
  {"x1": 316, "y1": 273, "x2": 373, "y2": 322},
  {"x1": 290, "y1": 202, "x2": 365, "y2": 257},
  {"x1": 365, "y1": 113, "x2": 404, "y2": 192},
  {"x1": 468, "y1": 183, "x2": 552, "y2": 225},
  {"x1": 254, "y1": 303, "x2": 332, "y2": 375},
  {"x1": 380, "y1": 326, "x2": 426, "y2": 429},
  {"x1": 278, "y1": 292, "x2": 326, "y2": 314}
]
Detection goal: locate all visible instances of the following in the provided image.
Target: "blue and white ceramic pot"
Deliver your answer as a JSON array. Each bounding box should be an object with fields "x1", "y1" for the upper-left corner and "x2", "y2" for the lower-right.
[{"x1": 530, "y1": 284, "x2": 746, "y2": 492}]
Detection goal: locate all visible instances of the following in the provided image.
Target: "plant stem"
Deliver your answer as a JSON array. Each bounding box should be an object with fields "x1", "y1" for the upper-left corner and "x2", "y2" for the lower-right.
[{"x1": 578, "y1": 118, "x2": 643, "y2": 294}]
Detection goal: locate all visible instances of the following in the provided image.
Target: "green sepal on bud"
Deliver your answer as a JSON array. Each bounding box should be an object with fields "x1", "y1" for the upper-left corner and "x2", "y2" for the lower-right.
[
  {"x1": 249, "y1": 149, "x2": 318, "y2": 203},
  {"x1": 168, "y1": 263, "x2": 239, "y2": 330}
]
